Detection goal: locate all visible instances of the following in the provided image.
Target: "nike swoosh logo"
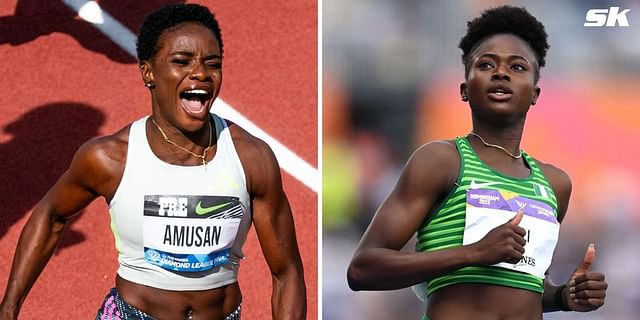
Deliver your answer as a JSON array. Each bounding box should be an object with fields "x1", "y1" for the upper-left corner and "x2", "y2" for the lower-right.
[
  {"x1": 195, "y1": 201, "x2": 233, "y2": 215},
  {"x1": 469, "y1": 179, "x2": 501, "y2": 189}
]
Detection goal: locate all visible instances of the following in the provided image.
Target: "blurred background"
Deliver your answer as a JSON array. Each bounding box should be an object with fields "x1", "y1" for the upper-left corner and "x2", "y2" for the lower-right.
[{"x1": 322, "y1": 0, "x2": 640, "y2": 319}]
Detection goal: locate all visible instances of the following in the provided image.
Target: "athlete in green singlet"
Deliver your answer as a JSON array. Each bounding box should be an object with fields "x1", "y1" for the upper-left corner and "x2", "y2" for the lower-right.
[{"x1": 348, "y1": 6, "x2": 607, "y2": 320}]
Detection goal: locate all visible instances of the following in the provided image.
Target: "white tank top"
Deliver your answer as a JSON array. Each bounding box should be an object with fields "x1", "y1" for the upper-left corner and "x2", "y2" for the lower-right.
[{"x1": 108, "y1": 114, "x2": 252, "y2": 291}]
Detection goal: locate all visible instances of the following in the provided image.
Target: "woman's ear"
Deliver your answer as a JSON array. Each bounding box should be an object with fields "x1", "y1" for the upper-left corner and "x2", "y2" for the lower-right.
[
  {"x1": 532, "y1": 86, "x2": 541, "y2": 105},
  {"x1": 140, "y1": 61, "x2": 155, "y2": 88},
  {"x1": 460, "y1": 83, "x2": 468, "y2": 102}
]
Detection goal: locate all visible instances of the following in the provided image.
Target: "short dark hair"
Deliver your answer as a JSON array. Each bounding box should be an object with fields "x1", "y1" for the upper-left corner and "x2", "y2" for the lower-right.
[
  {"x1": 458, "y1": 5, "x2": 549, "y2": 81},
  {"x1": 136, "y1": 3, "x2": 223, "y2": 63}
]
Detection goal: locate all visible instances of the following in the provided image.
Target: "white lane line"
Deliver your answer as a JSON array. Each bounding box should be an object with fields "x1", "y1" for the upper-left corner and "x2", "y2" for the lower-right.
[
  {"x1": 214, "y1": 100, "x2": 318, "y2": 191},
  {"x1": 63, "y1": 0, "x2": 318, "y2": 192},
  {"x1": 77, "y1": 0, "x2": 104, "y2": 24},
  {"x1": 64, "y1": 0, "x2": 137, "y2": 56}
]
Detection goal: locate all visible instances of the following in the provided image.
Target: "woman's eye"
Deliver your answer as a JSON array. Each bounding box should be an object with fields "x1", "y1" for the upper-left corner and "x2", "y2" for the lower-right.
[
  {"x1": 478, "y1": 62, "x2": 493, "y2": 69},
  {"x1": 206, "y1": 62, "x2": 222, "y2": 69},
  {"x1": 512, "y1": 64, "x2": 527, "y2": 71},
  {"x1": 172, "y1": 59, "x2": 189, "y2": 65}
]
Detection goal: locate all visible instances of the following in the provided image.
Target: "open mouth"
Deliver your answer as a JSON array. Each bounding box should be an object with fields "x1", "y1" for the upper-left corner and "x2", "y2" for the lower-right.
[
  {"x1": 487, "y1": 85, "x2": 513, "y2": 101},
  {"x1": 179, "y1": 89, "x2": 212, "y2": 116}
]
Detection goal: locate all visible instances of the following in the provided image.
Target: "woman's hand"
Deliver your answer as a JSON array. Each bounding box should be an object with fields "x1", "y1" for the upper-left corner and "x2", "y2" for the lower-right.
[
  {"x1": 564, "y1": 244, "x2": 607, "y2": 312},
  {"x1": 468, "y1": 211, "x2": 527, "y2": 265}
]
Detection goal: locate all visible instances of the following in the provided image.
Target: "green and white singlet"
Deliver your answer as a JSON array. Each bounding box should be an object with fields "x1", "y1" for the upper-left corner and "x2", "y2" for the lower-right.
[{"x1": 414, "y1": 137, "x2": 560, "y2": 298}]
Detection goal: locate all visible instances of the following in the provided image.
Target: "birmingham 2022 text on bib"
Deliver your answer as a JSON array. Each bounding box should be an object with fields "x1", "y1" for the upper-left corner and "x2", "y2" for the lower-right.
[{"x1": 463, "y1": 188, "x2": 560, "y2": 278}]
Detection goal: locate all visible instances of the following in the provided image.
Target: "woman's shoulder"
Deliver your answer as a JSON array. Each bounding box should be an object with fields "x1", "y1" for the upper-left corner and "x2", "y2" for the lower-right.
[
  {"x1": 221, "y1": 119, "x2": 281, "y2": 190},
  {"x1": 41, "y1": 123, "x2": 133, "y2": 201},
  {"x1": 222, "y1": 118, "x2": 272, "y2": 159},
  {"x1": 400, "y1": 139, "x2": 460, "y2": 190},
  {"x1": 529, "y1": 157, "x2": 572, "y2": 218},
  {"x1": 410, "y1": 139, "x2": 459, "y2": 166},
  {"x1": 77, "y1": 124, "x2": 130, "y2": 164},
  {"x1": 68, "y1": 124, "x2": 131, "y2": 184},
  {"x1": 530, "y1": 157, "x2": 572, "y2": 190}
]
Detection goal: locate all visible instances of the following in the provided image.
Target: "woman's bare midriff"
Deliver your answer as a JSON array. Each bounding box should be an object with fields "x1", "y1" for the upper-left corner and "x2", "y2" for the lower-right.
[
  {"x1": 115, "y1": 275, "x2": 242, "y2": 320},
  {"x1": 426, "y1": 283, "x2": 543, "y2": 320}
]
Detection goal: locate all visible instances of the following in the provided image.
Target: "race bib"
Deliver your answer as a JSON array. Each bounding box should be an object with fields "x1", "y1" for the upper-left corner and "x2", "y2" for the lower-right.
[
  {"x1": 463, "y1": 189, "x2": 559, "y2": 278},
  {"x1": 142, "y1": 195, "x2": 243, "y2": 272}
]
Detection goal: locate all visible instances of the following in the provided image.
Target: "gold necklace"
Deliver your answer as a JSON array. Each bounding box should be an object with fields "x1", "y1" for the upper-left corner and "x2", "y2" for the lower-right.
[
  {"x1": 151, "y1": 118, "x2": 212, "y2": 165},
  {"x1": 468, "y1": 132, "x2": 522, "y2": 159}
]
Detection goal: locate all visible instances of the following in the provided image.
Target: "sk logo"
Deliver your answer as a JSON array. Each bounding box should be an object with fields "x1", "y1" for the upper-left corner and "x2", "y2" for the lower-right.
[{"x1": 584, "y1": 7, "x2": 631, "y2": 27}]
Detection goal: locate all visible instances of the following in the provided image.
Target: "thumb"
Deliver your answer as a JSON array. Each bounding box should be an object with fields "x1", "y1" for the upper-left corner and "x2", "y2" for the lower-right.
[
  {"x1": 575, "y1": 243, "x2": 596, "y2": 275},
  {"x1": 509, "y1": 210, "x2": 524, "y2": 226}
]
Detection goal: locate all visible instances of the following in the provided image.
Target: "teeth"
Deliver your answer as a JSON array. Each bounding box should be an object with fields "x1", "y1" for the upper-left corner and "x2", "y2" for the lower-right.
[{"x1": 184, "y1": 89, "x2": 208, "y2": 95}]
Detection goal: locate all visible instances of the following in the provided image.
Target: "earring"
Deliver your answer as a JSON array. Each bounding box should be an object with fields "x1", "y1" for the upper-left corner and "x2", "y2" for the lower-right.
[
  {"x1": 145, "y1": 82, "x2": 154, "y2": 88},
  {"x1": 462, "y1": 96, "x2": 468, "y2": 102}
]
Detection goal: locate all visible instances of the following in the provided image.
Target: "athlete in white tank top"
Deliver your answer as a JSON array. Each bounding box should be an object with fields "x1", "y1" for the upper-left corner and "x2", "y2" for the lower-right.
[
  {"x1": 110, "y1": 114, "x2": 252, "y2": 291},
  {"x1": 0, "y1": 4, "x2": 306, "y2": 319}
]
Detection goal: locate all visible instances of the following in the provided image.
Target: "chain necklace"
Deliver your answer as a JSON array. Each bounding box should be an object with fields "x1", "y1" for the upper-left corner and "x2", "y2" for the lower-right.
[
  {"x1": 468, "y1": 132, "x2": 522, "y2": 159},
  {"x1": 151, "y1": 118, "x2": 212, "y2": 165}
]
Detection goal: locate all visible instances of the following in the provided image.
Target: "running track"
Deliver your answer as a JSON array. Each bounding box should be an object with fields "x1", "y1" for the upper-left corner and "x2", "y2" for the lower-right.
[{"x1": 0, "y1": 1, "x2": 317, "y2": 318}]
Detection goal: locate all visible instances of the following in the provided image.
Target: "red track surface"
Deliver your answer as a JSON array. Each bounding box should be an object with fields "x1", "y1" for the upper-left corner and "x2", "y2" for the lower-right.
[{"x1": 0, "y1": 1, "x2": 317, "y2": 318}]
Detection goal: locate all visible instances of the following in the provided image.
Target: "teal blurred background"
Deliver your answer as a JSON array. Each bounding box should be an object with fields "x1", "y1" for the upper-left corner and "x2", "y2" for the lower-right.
[{"x1": 322, "y1": 0, "x2": 640, "y2": 319}]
